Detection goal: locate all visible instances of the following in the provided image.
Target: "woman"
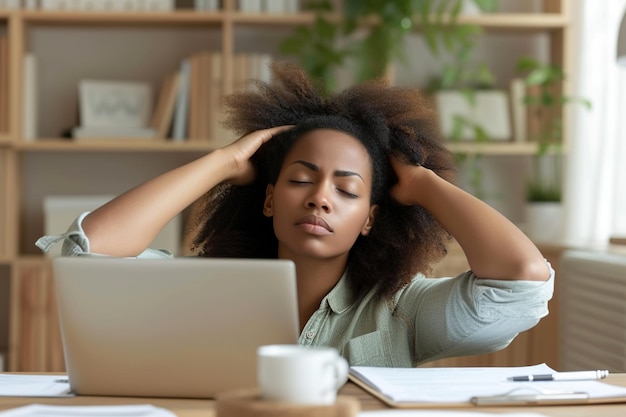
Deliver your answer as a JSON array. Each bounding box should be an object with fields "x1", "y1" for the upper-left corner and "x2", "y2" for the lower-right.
[{"x1": 37, "y1": 62, "x2": 553, "y2": 367}]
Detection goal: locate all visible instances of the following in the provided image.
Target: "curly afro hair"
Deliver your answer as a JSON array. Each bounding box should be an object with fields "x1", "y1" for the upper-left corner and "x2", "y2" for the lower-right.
[{"x1": 191, "y1": 62, "x2": 456, "y2": 300}]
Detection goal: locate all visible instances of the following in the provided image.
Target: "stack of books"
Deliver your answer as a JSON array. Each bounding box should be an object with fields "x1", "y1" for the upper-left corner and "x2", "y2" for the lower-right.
[{"x1": 159, "y1": 51, "x2": 273, "y2": 144}]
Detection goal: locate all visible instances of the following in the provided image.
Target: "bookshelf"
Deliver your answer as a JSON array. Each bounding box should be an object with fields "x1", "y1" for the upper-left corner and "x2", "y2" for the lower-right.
[{"x1": 0, "y1": 0, "x2": 572, "y2": 371}]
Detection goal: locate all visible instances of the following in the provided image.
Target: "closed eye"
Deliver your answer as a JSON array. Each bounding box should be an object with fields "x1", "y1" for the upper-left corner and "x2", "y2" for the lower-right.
[
  {"x1": 338, "y1": 189, "x2": 358, "y2": 199},
  {"x1": 289, "y1": 180, "x2": 358, "y2": 198}
]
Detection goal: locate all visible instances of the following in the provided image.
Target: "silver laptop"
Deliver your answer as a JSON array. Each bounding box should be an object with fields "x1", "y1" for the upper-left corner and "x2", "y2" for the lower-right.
[{"x1": 53, "y1": 257, "x2": 300, "y2": 398}]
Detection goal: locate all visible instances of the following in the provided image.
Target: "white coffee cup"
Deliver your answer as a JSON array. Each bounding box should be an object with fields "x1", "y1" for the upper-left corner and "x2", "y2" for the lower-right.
[{"x1": 257, "y1": 344, "x2": 349, "y2": 405}]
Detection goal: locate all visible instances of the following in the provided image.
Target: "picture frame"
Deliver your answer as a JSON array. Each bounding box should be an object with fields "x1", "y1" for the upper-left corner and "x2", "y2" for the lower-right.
[
  {"x1": 79, "y1": 80, "x2": 153, "y2": 128},
  {"x1": 434, "y1": 90, "x2": 512, "y2": 141}
]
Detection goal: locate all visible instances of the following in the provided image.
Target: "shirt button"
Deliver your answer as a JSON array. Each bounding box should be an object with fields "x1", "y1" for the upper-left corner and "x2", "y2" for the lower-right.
[{"x1": 305, "y1": 330, "x2": 315, "y2": 339}]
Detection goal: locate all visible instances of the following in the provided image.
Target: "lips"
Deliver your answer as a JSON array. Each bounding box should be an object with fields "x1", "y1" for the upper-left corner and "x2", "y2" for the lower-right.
[{"x1": 295, "y1": 215, "x2": 334, "y2": 233}]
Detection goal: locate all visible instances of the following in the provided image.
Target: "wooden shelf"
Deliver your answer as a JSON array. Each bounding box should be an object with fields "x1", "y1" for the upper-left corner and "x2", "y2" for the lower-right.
[
  {"x1": 456, "y1": 13, "x2": 568, "y2": 30},
  {"x1": 445, "y1": 141, "x2": 566, "y2": 155},
  {"x1": 18, "y1": 10, "x2": 319, "y2": 26},
  {"x1": 336, "y1": 12, "x2": 566, "y2": 32},
  {"x1": 21, "y1": 10, "x2": 225, "y2": 25},
  {"x1": 16, "y1": 139, "x2": 218, "y2": 152},
  {"x1": 230, "y1": 11, "x2": 317, "y2": 25},
  {"x1": 9, "y1": 10, "x2": 569, "y2": 30}
]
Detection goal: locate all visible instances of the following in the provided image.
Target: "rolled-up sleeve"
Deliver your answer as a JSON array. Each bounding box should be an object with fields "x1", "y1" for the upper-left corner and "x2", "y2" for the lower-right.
[
  {"x1": 35, "y1": 211, "x2": 174, "y2": 259},
  {"x1": 396, "y1": 262, "x2": 555, "y2": 365}
]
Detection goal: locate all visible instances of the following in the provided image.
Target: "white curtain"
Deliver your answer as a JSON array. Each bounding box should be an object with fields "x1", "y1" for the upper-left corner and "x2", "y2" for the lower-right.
[{"x1": 563, "y1": 0, "x2": 626, "y2": 247}]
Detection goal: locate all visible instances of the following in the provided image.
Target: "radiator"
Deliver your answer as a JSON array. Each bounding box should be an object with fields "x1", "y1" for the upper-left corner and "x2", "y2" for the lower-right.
[{"x1": 559, "y1": 249, "x2": 626, "y2": 372}]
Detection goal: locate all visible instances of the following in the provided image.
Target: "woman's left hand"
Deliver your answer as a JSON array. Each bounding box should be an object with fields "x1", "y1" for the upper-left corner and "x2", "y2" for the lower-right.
[{"x1": 389, "y1": 155, "x2": 428, "y2": 207}]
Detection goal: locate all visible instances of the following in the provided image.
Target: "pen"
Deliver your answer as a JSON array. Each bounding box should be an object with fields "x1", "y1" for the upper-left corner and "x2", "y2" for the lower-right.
[{"x1": 507, "y1": 370, "x2": 609, "y2": 382}]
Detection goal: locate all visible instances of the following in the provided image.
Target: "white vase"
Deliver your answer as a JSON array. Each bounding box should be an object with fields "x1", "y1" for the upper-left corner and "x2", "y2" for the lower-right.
[{"x1": 525, "y1": 202, "x2": 563, "y2": 244}]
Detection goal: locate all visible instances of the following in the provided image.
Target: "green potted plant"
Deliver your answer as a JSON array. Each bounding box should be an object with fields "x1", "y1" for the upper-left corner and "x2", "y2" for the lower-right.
[
  {"x1": 515, "y1": 57, "x2": 591, "y2": 242},
  {"x1": 279, "y1": 0, "x2": 499, "y2": 93}
]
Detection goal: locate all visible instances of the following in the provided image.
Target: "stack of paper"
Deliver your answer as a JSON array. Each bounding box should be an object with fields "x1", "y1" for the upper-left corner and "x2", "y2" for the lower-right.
[{"x1": 349, "y1": 363, "x2": 626, "y2": 407}]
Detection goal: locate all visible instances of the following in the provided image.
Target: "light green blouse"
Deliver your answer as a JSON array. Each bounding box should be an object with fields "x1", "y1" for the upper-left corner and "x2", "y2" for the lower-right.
[{"x1": 36, "y1": 212, "x2": 554, "y2": 367}]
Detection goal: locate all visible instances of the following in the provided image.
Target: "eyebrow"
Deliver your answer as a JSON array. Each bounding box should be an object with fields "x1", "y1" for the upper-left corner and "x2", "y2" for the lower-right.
[{"x1": 291, "y1": 160, "x2": 365, "y2": 182}]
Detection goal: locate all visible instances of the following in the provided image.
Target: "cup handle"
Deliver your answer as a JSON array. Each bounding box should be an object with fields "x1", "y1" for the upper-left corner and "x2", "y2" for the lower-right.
[{"x1": 333, "y1": 356, "x2": 349, "y2": 389}]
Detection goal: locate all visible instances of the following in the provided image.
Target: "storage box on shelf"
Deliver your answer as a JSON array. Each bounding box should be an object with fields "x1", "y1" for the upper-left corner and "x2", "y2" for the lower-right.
[{"x1": 0, "y1": 1, "x2": 571, "y2": 371}]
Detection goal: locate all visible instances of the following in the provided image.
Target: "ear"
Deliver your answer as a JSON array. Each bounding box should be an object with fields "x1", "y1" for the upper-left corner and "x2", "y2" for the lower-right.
[
  {"x1": 361, "y1": 205, "x2": 378, "y2": 236},
  {"x1": 263, "y1": 184, "x2": 275, "y2": 217}
]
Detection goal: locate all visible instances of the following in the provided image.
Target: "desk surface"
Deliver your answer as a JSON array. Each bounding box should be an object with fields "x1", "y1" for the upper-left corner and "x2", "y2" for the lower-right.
[{"x1": 1, "y1": 374, "x2": 626, "y2": 416}]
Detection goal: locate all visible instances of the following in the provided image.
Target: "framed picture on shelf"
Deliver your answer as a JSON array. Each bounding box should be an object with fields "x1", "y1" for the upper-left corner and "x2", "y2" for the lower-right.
[{"x1": 79, "y1": 80, "x2": 153, "y2": 129}]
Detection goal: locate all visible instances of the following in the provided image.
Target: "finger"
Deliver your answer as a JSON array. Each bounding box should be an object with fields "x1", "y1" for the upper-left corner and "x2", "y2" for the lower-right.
[
  {"x1": 257, "y1": 125, "x2": 295, "y2": 143},
  {"x1": 389, "y1": 154, "x2": 407, "y2": 172}
]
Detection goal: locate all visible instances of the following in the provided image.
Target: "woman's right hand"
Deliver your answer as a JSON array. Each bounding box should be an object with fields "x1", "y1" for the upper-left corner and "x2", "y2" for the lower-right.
[
  {"x1": 219, "y1": 125, "x2": 293, "y2": 186},
  {"x1": 81, "y1": 125, "x2": 292, "y2": 257}
]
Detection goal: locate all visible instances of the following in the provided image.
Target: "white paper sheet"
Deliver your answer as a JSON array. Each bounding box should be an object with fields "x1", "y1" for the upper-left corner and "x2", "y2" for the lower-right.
[
  {"x1": 0, "y1": 404, "x2": 176, "y2": 417},
  {"x1": 0, "y1": 375, "x2": 73, "y2": 397}
]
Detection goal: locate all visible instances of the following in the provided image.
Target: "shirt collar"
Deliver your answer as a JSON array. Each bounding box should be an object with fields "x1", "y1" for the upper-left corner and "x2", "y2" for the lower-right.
[{"x1": 323, "y1": 271, "x2": 355, "y2": 314}]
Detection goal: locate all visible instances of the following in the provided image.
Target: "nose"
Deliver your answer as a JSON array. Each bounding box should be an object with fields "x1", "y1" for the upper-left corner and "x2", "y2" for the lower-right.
[{"x1": 305, "y1": 183, "x2": 332, "y2": 212}]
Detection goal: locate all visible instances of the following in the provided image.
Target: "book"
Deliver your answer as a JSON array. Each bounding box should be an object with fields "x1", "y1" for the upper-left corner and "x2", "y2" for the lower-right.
[
  {"x1": 246, "y1": 53, "x2": 272, "y2": 86},
  {"x1": 209, "y1": 51, "x2": 224, "y2": 143},
  {"x1": 172, "y1": 58, "x2": 191, "y2": 141},
  {"x1": 198, "y1": 51, "x2": 212, "y2": 140},
  {"x1": 150, "y1": 71, "x2": 180, "y2": 139},
  {"x1": 349, "y1": 363, "x2": 626, "y2": 408},
  {"x1": 195, "y1": 0, "x2": 219, "y2": 10},
  {"x1": 262, "y1": 0, "x2": 282, "y2": 13},
  {"x1": 145, "y1": 0, "x2": 174, "y2": 11},
  {"x1": 41, "y1": 0, "x2": 72, "y2": 11},
  {"x1": 510, "y1": 78, "x2": 527, "y2": 142},
  {"x1": 233, "y1": 53, "x2": 246, "y2": 92},
  {"x1": 239, "y1": 0, "x2": 261, "y2": 13},
  {"x1": 22, "y1": 53, "x2": 38, "y2": 141},
  {"x1": 187, "y1": 52, "x2": 202, "y2": 140},
  {"x1": 185, "y1": 50, "x2": 215, "y2": 141}
]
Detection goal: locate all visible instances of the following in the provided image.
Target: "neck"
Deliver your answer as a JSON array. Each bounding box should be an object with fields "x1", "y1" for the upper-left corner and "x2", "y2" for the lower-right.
[{"x1": 279, "y1": 249, "x2": 347, "y2": 332}]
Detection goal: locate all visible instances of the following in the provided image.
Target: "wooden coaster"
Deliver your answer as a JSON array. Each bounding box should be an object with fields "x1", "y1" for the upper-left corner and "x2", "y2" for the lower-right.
[{"x1": 216, "y1": 388, "x2": 361, "y2": 417}]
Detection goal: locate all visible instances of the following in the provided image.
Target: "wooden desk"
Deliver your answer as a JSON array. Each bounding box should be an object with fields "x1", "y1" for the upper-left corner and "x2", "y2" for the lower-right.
[{"x1": 1, "y1": 375, "x2": 626, "y2": 416}]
